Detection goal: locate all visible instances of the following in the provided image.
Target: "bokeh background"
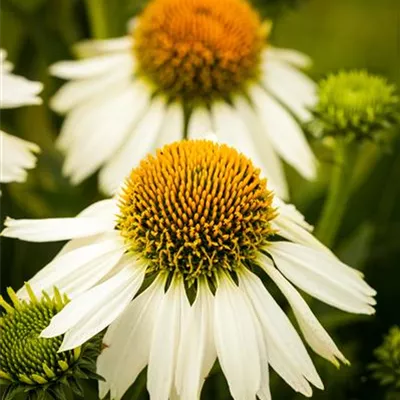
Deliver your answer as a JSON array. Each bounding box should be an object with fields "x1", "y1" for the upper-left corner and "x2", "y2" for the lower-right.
[{"x1": 1, "y1": 0, "x2": 399, "y2": 399}]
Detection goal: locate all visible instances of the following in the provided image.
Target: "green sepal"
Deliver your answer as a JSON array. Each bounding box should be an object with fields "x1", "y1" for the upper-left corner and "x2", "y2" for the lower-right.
[
  {"x1": 72, "y1": 367, "x2": 88, "y2": 380},
  {"x1": 49, "y1": 385, "x2": 69, "y2": 400},
  {"x1": 69, "y1": 378, "x2": 85, "y2": 397},
  {"x1": 84, "y1": 370, "x2": 106, "y2": 382},
  {"x1": 1, "y1": 384, "x2": 26, "y2": 400}
]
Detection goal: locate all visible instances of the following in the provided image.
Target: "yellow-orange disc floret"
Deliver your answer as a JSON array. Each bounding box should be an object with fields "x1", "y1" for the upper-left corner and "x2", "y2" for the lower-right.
[
  {"x1": 117, "y1": 140, "x2": 277, "y2": 282},
  {"x1": 133, "y1": 0, "x2": 267, "y2": 102}
]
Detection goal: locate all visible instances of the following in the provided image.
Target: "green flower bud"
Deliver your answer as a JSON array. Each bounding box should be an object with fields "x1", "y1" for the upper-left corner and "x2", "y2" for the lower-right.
[
  {"x1": 311, "y1": 70, "x2": 399, "y2": 141},
  {"x1": 370, "y1": 326, "x2": 400, "y2": 394},
  {"x1": 0, "y1": 285, "x2": 103, "y2": 400}
]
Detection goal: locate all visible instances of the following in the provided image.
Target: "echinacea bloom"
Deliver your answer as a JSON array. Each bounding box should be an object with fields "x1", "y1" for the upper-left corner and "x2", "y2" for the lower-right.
[
  {"x1": 50, "y1": 0, "x2": 317, "y2": 199},
  {"x1": 2, "y1": 140, "x2": 375, "y2": 400},
  {"x1": 1, "y1": 49, "x2": 42, "y2": 183}
]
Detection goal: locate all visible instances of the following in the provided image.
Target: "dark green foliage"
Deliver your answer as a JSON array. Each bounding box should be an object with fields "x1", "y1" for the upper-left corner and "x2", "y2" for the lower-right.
[{"x1": 370, "y1": 326, "x2": 400, "y2": 398}]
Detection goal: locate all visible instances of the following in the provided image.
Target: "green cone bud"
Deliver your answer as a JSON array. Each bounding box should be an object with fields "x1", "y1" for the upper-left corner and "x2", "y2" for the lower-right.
[
  {"x1": 311, "y1": 70, "x2": 399, "y2": 140},
  {"x1": 0, "y1": 285, "x2": 103, "y2": 400}
]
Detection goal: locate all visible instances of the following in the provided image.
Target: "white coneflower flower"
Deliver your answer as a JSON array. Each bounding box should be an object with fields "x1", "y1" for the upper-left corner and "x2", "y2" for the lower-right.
[
  {"x1": 50, "y1": 0, "x2": 317, "y2": 199},
  {"x1": 1, "y1": 49, "x2": 42, "y2": 184},
  {"x1": 2, "y1": 140, "x2": 374, "y2": 400}
]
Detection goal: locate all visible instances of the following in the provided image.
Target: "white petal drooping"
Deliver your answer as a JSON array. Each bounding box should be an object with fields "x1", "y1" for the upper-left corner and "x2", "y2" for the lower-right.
[
  {"x1": 239, "y1": 268, "x2": 323, "y2": 397},
  {"x1": 260, "y1": 255, "x2": 348, "y2": 366},
  {"x1": 176, "y1": 280, "x2": 216, "y2": 400},
  {"x1": 147, "y1": 276, "x2": 190, "y2": 400},
  {"x1": 268, "y1": 242, "x2": 376, "y2": 314},
  {"x1": 214, "y1": 275, "x2": 262, "y2": 400},
  {"x1": 98, "y1": 275, "x2": 167, "y2": 400}
]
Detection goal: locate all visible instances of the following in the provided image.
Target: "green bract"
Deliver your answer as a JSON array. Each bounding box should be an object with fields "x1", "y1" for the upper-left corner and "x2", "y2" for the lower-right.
[
  {"x1": 0, "y1": 286, "x2": 102, "y2": 400},
  {"x1": 312, "y1": 70, "x2": 399, "y2": 140}
]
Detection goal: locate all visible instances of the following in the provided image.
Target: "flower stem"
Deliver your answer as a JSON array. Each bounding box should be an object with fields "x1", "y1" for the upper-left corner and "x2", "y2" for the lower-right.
[
  {"x1": 315, "y1": 138, "x2": 354, "y2": 247},
  {"x1": 84, "y1": 0, "x2": 110, "y2": 39}
]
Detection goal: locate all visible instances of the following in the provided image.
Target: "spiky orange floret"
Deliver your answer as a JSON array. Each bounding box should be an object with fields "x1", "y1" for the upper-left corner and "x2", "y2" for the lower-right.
[
  {"x1": 133, "y1": 0, "x2": 267, "y2": 102},
  {"x1": 117, "y1": 140, "x2": 276, "y2": 281}
]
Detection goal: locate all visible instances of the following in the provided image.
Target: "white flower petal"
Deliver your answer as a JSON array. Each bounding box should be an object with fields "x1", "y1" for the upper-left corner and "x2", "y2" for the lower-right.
[
  {"x1": 77, "y1": 198, "x2": 119, "y2": 218},
  {"x1": 50, "y1": 61, "x2": 133, "y2": 114},
  {"x1": 263, "y1": 53, "x2": 316, "y2": 101},
  {"x1": 176, "y1": 280, "x2": 216, "y2": 399},
  {"x1": 1, "y1": 73, "x2": 42, "y2": 108},
  {"x1": 272, "y1": 197, "x2": 313, "y2": 231},
  {"x1": 249, "y1": 84, "x2": 317, "y2": 180},
  {"x1": 262, "y1": 56, "x2": 316, "y2": 122},
  {"x1": 73, "y1": 37, "x2": 133, "y2": 58},
  {"x1": 267, "y1": 47, "x2": 313, "y2": 69},
  {"x1": 1, "y1": 161, "x2": 28, "y2": 183},
  {"x1": 272, "y1": 199, "x2": 331, "y2": 254},
  {"x1": 17, "y1": 232, "x2": 125, "y2": 299},
  {"x1": 239, "y1": 268, "x2": 322, "y2": 396},
  {"x1": 272, "y1": 214, "x2": 329, "y2": 254},
  {"x1": 99, "y1": 96, "x2": 166, "y2": 195},
  {"x1": 1, "y1": 131, "x2": 40, "y2": 183},
  {"x1": 1, "y1": 49, "x2": 13, "y2": 71},
  {"x1": 252, "y1": 291, "x2": 271, "y2": 400},
  {"x1": 2, "y1": 199, "x2": 115, "y2": 257},
  {"x1": 98, "y1": 275, "x2": 166, "y2": 400},
  {"x1": 127, "y1": 17, "x2": 137, "y2": 34},
  {"x1": 214, "y1": 275, "x2": 261, "y2": 400},
  {"x1": 62, "y1": 82, "x2": 149, "y2": 185},
  {"x1": 154, "y1": 102, "x2": 184, "y2": 148},
  {"x1": 147, "y1": 277, "x2": 190, "y2": 400},
  {"x1": 233, "y1": 97, "x2": 289, "y2": 199},
  {"x1": 42, "y1": 258, "x2": 146, "y2": 351},
  {"x1": 55, "y1": 83, "x2": 130, "y2": 154},
  {"x1": 1, "y1": 215, "x2": 115, "y2": 242},
  {"x1": 50, "y1": 53, "x2": 133, "y2": 80},
  {"x1": 53, "y1": 234, "x2": 103, "y2": 261},
  {"x1": 212, "y1": 102, "x2": 268, "y2": 172},
  {"x1": 267, "y1": 242, "x2": 376, "y2": 314},
  {"x1": 1, "y1": 201, "x2": 116, "y2": 242},
  {"x1": 40, "y1": 255, "x2": 142, "y2": 337},
  {"x1": 187, "y1": 107, "x2": 214, "y2": 139},
  {"x1": 260, "y1": 256, "x2": 348, "y2": 366}
]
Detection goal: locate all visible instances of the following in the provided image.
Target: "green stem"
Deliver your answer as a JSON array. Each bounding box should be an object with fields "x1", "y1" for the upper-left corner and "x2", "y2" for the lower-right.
[
  {"x1": 315, "y1": 139, "x2": 354, "y2": 247},
  {"x1": 84, "y1": 0, "x2": 110, "y2": 39},
  {"x1": 351, "y1": 141, "x2": 379, "y2": 191}
]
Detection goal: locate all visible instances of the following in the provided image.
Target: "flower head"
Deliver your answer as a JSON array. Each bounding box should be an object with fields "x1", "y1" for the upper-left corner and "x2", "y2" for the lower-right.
[
  {"x1": 0, "y1": 285, "x2": 102, "y2": 400},
  {"x1": 1, "y1": 139, "x2": 376, "y2": 400},
  {"x1": 134, "y1": 0, "x2": 267, "y2": 102},
  {"x1": 50, "y1": 0, "x2": 318, "y2": 199},
  {"x1": 0, "y1": 49, "x2": 42, "y2": 184},
  {"x1": 118, "y1": 140, "x2": 276, "y2": 282},
  {"x1": 312, "y1": 70, "x2": 399, "y2": 140}
]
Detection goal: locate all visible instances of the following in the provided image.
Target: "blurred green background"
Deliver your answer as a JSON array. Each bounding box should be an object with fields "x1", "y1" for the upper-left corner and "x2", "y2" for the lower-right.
[{"x1": 1, "y1": 0, "x2": 399, "y2": 399}]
